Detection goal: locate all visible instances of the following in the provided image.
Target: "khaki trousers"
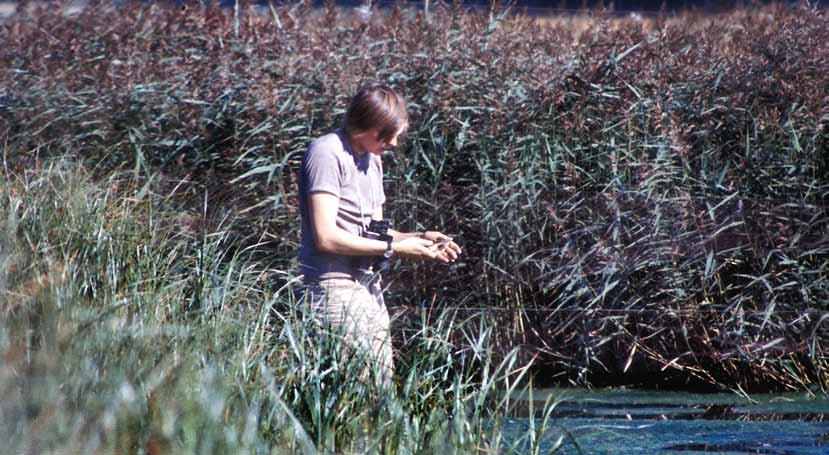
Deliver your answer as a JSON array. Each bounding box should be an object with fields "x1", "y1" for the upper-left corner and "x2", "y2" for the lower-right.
[{"x1": 304, "y1": 277, "x2": 393, "y2": 387}]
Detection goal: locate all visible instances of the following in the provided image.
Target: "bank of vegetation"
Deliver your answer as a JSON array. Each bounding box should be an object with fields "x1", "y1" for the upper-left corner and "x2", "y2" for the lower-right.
[
  {"x1": 1, "y1": 1, "x2": 827, "y2": 449},
  {"x1": 2, "y1": 161, "x2": 572, "y2": 453}
]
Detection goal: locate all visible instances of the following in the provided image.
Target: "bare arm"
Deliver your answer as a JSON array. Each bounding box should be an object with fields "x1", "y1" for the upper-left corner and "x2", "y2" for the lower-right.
[
  {"x1": 310, "y1": 192, "x2": 440, "y2": 259},
  {"x1": 373, "y1": 206, "x2": 462, "y2": 262}
]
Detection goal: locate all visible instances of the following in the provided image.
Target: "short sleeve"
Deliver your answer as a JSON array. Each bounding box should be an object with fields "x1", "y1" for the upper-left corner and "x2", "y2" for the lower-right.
[{"x1": 303, "y1": 137, "x2": 344, "y2": 198}]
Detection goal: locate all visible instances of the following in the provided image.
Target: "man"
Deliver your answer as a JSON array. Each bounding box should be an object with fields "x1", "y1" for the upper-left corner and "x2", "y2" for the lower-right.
[{"x1": 298, "y1": 83, "x2": 461, "y2": 385}]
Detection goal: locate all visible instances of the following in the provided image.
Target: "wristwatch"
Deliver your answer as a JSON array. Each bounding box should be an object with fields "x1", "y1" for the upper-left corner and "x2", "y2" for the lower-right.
[{"x1": 383, "y1": 239, "x2": 394, "y2": 259}]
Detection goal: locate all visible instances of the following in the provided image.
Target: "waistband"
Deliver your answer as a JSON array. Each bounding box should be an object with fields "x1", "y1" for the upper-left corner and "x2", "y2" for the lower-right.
[{"x1": 303, "y1": 271, "x2": 382, "y2": 289}]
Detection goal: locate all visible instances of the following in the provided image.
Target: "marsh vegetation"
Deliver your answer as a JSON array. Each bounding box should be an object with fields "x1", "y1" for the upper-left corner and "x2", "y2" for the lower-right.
[{"x1": 1, "y1": 1, "x2": 828, "y2": 452}]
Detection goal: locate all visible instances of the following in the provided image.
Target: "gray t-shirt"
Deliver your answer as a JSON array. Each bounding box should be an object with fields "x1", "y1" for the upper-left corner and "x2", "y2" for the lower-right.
[{"x1": 298, "y1": 129, "x2": 386, "y2": 281}]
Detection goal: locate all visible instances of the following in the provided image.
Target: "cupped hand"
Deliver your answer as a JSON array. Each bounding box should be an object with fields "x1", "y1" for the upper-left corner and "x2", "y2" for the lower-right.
[
  {"x1": 423, "y1": 231, "x2": 462, "y2": 263},
  {"x1": 392, "y1": 237, "x2": 440, "y2": 260}
]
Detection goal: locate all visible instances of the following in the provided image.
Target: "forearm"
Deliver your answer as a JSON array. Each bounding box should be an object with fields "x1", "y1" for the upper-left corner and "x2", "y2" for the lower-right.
[
  {"x1": 316, "y1": 227, "x2": 388, "y2": 256},
  {"x1": 387, "y1": 228, "x2": 423, "y2": 242}
]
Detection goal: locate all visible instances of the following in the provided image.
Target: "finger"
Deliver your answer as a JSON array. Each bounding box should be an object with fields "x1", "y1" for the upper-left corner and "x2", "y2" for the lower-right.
[
  {"x1": 444, "y1": 248, "x2": 459, "y2": 261},
  {"x1": 432, "y1": 232, "x2": 451, "y2": 241},
  {"x1": 425, "y1": 231, "x2": 452, "y2": 243},
  {"x1": 430, "y1": 240, "x2": 451, "y2": 251},
  {"x1": 417, "y1": 238, "x2": 435, "y2": 247},
  {"x1": 444, "y1": 241, "x2": 462, "y2": 256},
  {"x1": 437, "y1": 247, "x2": 457, "y2": 262},
  {"x1": 419, "y1": 245, "x2": 439, "y2": 259},
  {"x1": 433, "y1": 241, "x2": 455, "y2": 256}
]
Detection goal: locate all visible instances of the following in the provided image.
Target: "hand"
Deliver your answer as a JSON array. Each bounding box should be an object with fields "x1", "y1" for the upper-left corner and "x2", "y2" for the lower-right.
[
  {"x1": 422, "y1": 231, "x2": 462, "y2": 263},
  {"x1": 392, "y1": 237, "x2": 440, "y2": 261},
  {"x1": 421, "y1": 231, "x2": 446, "y2": 243}
]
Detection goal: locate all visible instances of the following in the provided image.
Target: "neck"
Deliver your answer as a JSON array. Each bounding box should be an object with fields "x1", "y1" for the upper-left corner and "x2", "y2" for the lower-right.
[
  {"x1": 348, "y1": 136, "x2": 367, "y2": 155},
  {"x1": 346, "y1": 129, "x2": 374, "y2": 156}
]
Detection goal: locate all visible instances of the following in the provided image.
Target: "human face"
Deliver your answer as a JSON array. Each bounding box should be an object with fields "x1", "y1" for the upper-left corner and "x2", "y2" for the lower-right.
[{"x1": 352, "y1": 125, "x2": 406, "y2": 156}]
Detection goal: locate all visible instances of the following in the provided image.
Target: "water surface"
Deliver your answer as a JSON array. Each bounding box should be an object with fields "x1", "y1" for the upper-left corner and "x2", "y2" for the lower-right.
[{"x1": 507, "y1": 389, "x2": 829, "y2": 454}]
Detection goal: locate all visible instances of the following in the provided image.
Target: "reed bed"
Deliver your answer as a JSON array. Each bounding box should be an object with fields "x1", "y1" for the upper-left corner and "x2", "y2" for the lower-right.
[
  {"x1": 1, "y1": 1, "x2": 827, "y2": 393},
  {"x1": 0, "y1": 162, "x2": 568, "y2": 454}
]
